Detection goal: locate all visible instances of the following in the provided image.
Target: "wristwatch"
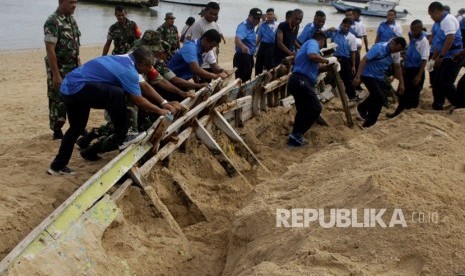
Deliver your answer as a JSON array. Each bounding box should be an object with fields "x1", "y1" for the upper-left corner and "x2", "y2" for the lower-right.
[{"x1": 161, "y1": 99, "x2": 168, "y2": 106}]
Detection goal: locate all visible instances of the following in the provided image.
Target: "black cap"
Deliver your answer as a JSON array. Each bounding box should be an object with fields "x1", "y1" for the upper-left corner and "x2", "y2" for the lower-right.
[{"x1": 249, "y1": 8, "x2": 263, "y2": 18}]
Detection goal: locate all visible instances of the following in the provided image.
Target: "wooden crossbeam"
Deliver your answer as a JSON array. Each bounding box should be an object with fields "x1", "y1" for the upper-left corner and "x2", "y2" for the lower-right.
[
  {"x1": 212, "y1": 109, "x2": 269, "y2": 173},
  {"x1": 330, "y1": 64, "x2": 354, "y2": 127}
]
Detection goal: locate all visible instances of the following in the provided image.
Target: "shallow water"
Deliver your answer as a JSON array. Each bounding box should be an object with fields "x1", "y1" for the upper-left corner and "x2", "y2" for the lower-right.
[{"x1": 0, "y1": 0, "x2": 463, "y2": 50}]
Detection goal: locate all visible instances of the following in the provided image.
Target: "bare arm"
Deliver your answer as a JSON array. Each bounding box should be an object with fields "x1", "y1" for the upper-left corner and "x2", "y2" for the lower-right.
[
  {"x1": 351, "y1": 51, "x2": 357, "y2": 74},
  {"x1": 154, "y1": 78, "x2": 194, "y2": 99},
  {"x1": 393, "y1": 62, "x2": 404, "y2": 94},
  {"x1": 129, "y1": 94, "x2": 168, "y2": 116},
  {"x1": 45, "y1": 41, "x2": 62, "y2": 90},
  {"x1": 353, "y1": 56, "x2": 367, "y2": 87},
  {"x1": 276, "y1": 30, "x2": 293, "y2": 56},
  {"x1": 235, "y1": 36, "x2": 250, "y2": 54},
  {"x1": 413, "y1": 60, "x2": 427, "y2": 86},
  {"x1": 140, "y1": 81, "x2": 177, "y2": 113},
  {"x1": 363, "y1": 35, "x2": 369, "y2": 52},
  {"x1": 189, "y1": 62, "x2": 227, "y2": 80},
  {"x1": 102, "y1": 39, "x2": 112, "y2": 56},
  {"x1": 170, "y1": 76, "x2": 208, "y2": 90}
]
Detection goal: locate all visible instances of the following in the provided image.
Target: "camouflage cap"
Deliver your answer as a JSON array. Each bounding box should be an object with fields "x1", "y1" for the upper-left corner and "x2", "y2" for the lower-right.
[
  {"x1": 165, "y1": 12, "x2": 176, "y2": 20},
  {"x1": 134, "y1": 30, "x2": 170, "y2": 53}
]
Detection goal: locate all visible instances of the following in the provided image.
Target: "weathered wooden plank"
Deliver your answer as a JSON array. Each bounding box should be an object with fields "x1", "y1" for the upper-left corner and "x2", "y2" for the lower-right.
[
  {"x1": 163, "y1": 79, "x2": 241, "y2": 139},
  {"x1": 331, "y1": 64, "x2": 354, "y2": 127},
  {"x1": 171, "y1": 176, "x2": 207, "y2": 223},
  {"x1": 194, "y1": 118, "x2": 241, "y2": 178},
  {"x1": 212, "y1": 110, "x2": 269, "y2": 172},
  {"x1": 110, "y1": 179, "x2": 133, "y2": 203},
  {"x1": 151, "y1": 114, "x2": 174, "y2": 153},
  {"x1": 242, "y1": 108, "x2": 253, "y2": 122},
  {"x1": 216, "y1": 95, "x2": 252, "y2": 113},
  {"x1": 0, "y1": 140, "x2": 154, "y2": 273},
  {"x1": 263, "y1": 74, "x2": 290, "y2": 94}
]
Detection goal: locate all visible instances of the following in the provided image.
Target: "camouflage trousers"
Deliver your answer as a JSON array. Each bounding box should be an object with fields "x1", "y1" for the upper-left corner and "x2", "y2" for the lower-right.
[
  {"x1": 45, "y1": 61, "x2": 77, "y2": 131},
  {"x1": 95, "y1": 97, "x2": 139, "y2": 152}
]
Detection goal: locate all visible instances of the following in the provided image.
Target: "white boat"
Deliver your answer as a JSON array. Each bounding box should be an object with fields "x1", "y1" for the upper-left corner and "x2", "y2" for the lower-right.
[
  {"x1": 332, "y1": 0, "x2": 408, "y2": 18},
  {"x1": 159, "y1": 0, "x2": 215, "y2": 6}
]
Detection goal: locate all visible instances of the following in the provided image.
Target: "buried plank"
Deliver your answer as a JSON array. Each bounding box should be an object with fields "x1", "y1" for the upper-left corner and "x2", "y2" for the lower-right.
[
  {"x1": 0, "y1": 142, "x2": 153, "y2": 273},
  {"x1": 212, "y1": 109, "x2": 269, "y2": 173},
  {"x1": 128, "y1": 167, "x2": 187, "y2": 241},
  {"x1": 194, "y1": 118, "x2": 243, "y2": 178},
  {"x1": 330, "y1": 64, "x2": 354, "y2": 127},
  {"x1": 171, "y1": 176, "x2": 207, "y2": 223},
  {"x1": 163, "y1": 79, "x2": 242, "y2": 139}
]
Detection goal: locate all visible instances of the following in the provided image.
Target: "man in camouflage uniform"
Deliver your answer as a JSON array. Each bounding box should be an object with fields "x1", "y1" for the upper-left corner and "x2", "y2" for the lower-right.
[
  {"x1": 44, "y1": 0, "x2": 81, "y2": 139},
  {"x1": 102, "y1": 5, "x2": 141, "y2": 56},
  {"x1": 157, "y1": 12, "x2": 180, "y2": 58}
]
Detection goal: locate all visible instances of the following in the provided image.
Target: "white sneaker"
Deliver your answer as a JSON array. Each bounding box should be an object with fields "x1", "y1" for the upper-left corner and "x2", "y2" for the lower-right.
[{"x1": 119, "y1": 131, "x2": 147, "y2": 150}]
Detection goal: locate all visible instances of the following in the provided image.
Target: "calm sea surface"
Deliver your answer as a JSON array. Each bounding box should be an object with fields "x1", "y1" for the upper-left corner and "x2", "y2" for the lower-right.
[{"x1": 0, "y1": 0, "x2": 464, "y2": 50}]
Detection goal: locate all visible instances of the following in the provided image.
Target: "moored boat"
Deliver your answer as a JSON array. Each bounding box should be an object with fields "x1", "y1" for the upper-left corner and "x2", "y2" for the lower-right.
[{"x1": 332, "y1": 0, "x2": 408, "y2": 18}]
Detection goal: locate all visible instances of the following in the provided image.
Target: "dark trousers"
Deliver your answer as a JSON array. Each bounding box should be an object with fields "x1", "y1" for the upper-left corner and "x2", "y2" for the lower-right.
[
  {"x1": 255, "y1": 42, "x2": 275, "y2": 75},
  {"x1": 233, "y1": 52, "x2": 254, "y2": 82},
  {"x1": 50, "y1": 82, "x2": 129, "y2": 170},
  {"x1": 462, "y1": 29, "x2": 465, "y2": 48},
  {"x1": 337, "y1": 56, "x2": 356, "y2": 99},
  {"x1": 431, "y1": 58, "x2": 462, "y2": 110},
  {"x1": 358, "y1": 76, "x2": 390, "y2": 127},
  {"x1": 393, "y1": 67, "x2": 425, "y2": 115},
  {"x1": 288, "y1": 73, "x2": 322, "y2": 135},
  {"x1": 447, "y1": 74, "x2": 465, "y2": 108}
]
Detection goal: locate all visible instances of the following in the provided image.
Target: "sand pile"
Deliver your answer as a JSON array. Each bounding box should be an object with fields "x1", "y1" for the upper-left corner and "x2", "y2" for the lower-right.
[{"x1": 223, "y1": 110, "x2": 465, "y2": 276}]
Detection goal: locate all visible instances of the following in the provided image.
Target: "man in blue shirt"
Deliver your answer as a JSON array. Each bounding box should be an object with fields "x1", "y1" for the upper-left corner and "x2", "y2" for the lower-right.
[
  {"x1": 428, "y1": 1, "x2": 463, "y2": 110},
  {"x1": 297, "y1": 10, "x2": 326, "y2": 45},
  {"x1": 327, "y1": 18, "x2": 358, "y2": 100},
  {"x1": 375, "y1": 9, "x2": 402, "y2": 43},
  {"x1": 287, "y1": 32, "x2": 331, "y2": 147},
  {"x1": 48, "y1": 46, "x2": 173, "y2": 175},
  {"x1": 353, "y1": 37, "x2": 406, "y2": 128},
  {"x1": 388, "y1": 20, "x2": 429, "y2": 118},
  {"x1": 234, "y1": 8, "x2": 262, "y2": 82},
  {"x1": 168, "y1": 29, "x2": 228, "y2": 81},
  {"x1": 255, "y1": 8, "x2": 278, "y2": 75}
]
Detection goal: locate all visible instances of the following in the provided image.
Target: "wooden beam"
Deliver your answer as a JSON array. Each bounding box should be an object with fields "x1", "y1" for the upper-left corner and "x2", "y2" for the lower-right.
[
  {"x1": 0, "y1": 142, "x2": 153, "y2": 273},
  {"x1": 263, "y1": 74, "x2": 290, "y2": 94},
  {"x1": 110, "y1": 179, "x2": 133, "y2": 203},
  {"x1": 162, "y1": 79, "x2": 241, "y2": 139},
  {"x1": 215, "y1": 96, "x2": 252, "y2": 113},
  {"x1": 330, "y1": 64, "x2": 354, "y2": 127},
  {"x1": 194, "y1": 118, "x2": 242, "y2": 178},
  {"x1": 171, "y1": 176, "x2": 207, "y2": 223},
  {"x1": 151, "y1": 114, "x2": 174, "y2": 153},
  {"x1": 212, "y1": 110, "x2": 269, "y2": 172}
]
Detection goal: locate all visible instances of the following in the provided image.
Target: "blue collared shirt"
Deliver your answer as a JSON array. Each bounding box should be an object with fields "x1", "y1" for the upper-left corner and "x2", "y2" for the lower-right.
[
  {"x1": 61, "y1": 54, "x2": 141, "y2": 96},
  {"x1": 376, "y1": 21, "x2": 401, "y2": 43},
  {"x1": 405, "y1": 32, "x2": 429, "y2": 68},
  {"x1": 362, "y1": 42, "x2": 399, "y2": 80},
  {"x1": 257, "y1": 20, "x2": 278, "y2": 44},
  {"x1": 235, "y1": 19, "x2": 257, "y2": 55},
  {"x1": 167, "y1": 39, "x2": 203, "y2": 80},
  {"x1": 327, "y1": 29, "x2": 357, "y2": 59},
  {"x1": 292, "y1": 39, "x2": 320, "y2": 85},
  {"x1": 298, "y1": 22, "x2": 321, "y2": 45},
  {"x1": 434, "y1": 13, "x2": 463, "y2": 58}
]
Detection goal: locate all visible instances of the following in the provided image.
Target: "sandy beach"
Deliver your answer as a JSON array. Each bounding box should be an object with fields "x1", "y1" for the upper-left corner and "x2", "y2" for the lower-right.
[{"x1": 1, "y1": 24, "x2": 465, "y2": 275}]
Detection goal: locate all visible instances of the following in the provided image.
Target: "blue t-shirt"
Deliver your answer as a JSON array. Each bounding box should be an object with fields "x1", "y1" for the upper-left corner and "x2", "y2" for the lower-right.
[
  {"x1": 167, "y1": 39, "x2": 202, "y2": 80},
  {"x1": 327, "y1": 30, "x2": 356, "y2": 59},
  {"x1": 430, "y1": 22, "x2": 441, "y2": 54},
  {"x1": 376, "y1": 21, "x2": 398, "y2": 43},
  {"x1": 292, "y1": 39, "x2": 320, "y2": 85},
  {"x1": 257, "y1": 21, "x2": 277, "y2": 44},
  {"x1": 61, "y1": 55, "x2": 141, "y2": 96},
  {"x1": 434, "y1": 13, "x2": 463, "y2": 58},
  {"x1": 298, "y1": 23, "x2": 320, "y2": 45},
  {"x1": 235, "y1": 19, "x2": 257, "y2": 55},
  {"x1": 362, "y1": 42, "x2": 397, "y2": 80},
  {"x1": 404, "y1": 32, "x2": 428, "y2": 68}
]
